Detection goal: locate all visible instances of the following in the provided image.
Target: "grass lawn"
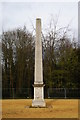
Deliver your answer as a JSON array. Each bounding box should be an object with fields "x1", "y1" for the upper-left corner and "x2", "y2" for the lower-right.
[{"x1": 2, "y1": 99, "x2": 78, "y2": 118}]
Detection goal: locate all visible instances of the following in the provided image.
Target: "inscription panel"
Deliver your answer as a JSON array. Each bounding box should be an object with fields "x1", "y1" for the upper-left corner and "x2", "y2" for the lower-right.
[{"x1": 35, "y1": 87, "x2": 43, "y2": 100}]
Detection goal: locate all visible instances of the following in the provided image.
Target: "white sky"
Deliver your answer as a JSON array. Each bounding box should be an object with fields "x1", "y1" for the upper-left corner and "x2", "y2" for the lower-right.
[{"x1": 0, "y1": 1, "x2": 78, "y2": 38}]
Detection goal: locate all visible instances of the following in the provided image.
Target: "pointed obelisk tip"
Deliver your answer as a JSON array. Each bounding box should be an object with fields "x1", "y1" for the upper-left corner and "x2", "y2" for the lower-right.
[{"x1": 36, "y1": 18, "x2": 41, "y2": 21}]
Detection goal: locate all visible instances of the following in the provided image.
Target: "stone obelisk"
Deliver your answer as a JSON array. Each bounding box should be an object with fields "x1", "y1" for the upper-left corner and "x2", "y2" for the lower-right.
[{"x1": 32, "y1": 18, "x2": 46, "y2": 107}]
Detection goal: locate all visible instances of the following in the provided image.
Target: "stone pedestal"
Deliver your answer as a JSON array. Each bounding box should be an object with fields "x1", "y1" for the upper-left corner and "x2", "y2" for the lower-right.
[
  {"x1": 32, "y1": 99, "x2": 45, "y2": 107},
  {"x1": 32, "y1": 18, "x2": 46, "y2": 107},
  {"x1": 32, "y1": 84, "x2": 45, "y2": 107}
]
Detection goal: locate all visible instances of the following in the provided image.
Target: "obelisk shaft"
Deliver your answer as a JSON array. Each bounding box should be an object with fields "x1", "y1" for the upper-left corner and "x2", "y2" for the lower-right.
[{"x1": 35, "y1": 19, "x2": 43, "y2": 84}]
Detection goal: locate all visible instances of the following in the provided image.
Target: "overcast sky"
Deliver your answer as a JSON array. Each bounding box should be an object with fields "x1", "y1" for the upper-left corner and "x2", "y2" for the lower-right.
[{"x1": 0, "y1": 2, "x2": 78, "y2": 39}]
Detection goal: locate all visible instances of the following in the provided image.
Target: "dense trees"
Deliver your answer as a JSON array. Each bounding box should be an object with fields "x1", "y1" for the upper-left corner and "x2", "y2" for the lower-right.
[
  {"x1": 2, "y1": 28, "x2": 34, "y2": 98},
  {"x1": 2, "y1": 23, "x2": 80, "y2": 98}
]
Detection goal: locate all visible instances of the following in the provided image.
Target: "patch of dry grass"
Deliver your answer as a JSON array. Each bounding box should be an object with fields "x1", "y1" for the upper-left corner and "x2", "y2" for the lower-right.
[{"x1": 2, "y1": 99, "x2": 78, "y2": 118}]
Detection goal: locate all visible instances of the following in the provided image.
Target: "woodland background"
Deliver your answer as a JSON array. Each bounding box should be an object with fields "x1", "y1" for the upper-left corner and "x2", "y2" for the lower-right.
[{"x1": 2, "y1": 20, "x2": 80, "y2": 98}]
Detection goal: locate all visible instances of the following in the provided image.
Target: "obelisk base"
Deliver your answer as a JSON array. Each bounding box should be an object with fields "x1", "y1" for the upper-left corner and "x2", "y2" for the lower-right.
[
  {"x1": 32, "y1": 84, "x2": 46, "y2": 107},
  {"x1": 32, "y1": 99, "x2": 46, "y2": 107}
]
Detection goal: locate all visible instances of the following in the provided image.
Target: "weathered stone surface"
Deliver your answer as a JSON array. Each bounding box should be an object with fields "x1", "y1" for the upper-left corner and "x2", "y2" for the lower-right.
[
  {"x1": 32, "y1": 99, "x2": 46, "y2": 107},
  {"x1": 32, "y1": 18, "x2": 46, "y2": 107},
  {"x1": 35, "y1": 18, "x2": 43, "y2": 84}
]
